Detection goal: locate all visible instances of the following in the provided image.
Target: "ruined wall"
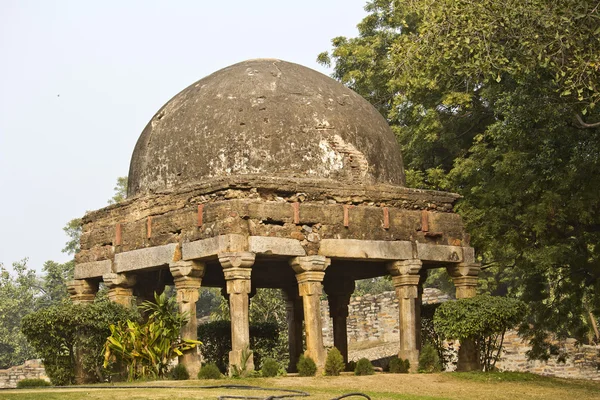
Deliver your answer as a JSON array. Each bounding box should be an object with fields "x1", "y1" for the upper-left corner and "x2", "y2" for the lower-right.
[
  {"x1": 320, "y1": 290, "x2": 600, "y2": 380},
  {"x1": 496, "y1": 331, "x2": 600, "y2": 380},
  {"x1": 77, "y1": 176, "x2": 464, "y2": 266},
  {"x1": 0, "y1": 360, "x2": 49, "y2": 389}
]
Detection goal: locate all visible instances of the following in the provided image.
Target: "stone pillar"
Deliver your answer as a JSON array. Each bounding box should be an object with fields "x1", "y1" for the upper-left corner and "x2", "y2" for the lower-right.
[
  {"x1": 170, "y1": 260, "x2": 205, "y2": 378},
  {"x1": 103, "y1": 273, "x2": 136, "y2": 307},
  {"x1": 283, "y1": 287, "x2": 304, "y2": 372},
  {"x1": 219, "y1": 252, "x2": 255, "y2": 373},
  {"x1": 324, "y1": 280, "x2": 355, "y2": 364},
  {"x1": 290, "y1": 255, "x2": 330, "y2": 369},
  {"x1": 67, "y1": 279, "x2": 98, "y2": 304},
  {"x1": 387, "y1": 259, "x2": 422, "y2": 372},
  {"x1": 447, "y1": 263, "x2": 481, "y2": 371},
  {"x1": 67, "y1": 279, "x2": 99, "y2": 383}
]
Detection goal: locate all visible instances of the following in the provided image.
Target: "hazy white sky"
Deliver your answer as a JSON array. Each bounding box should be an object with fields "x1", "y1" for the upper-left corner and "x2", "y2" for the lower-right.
[{"x1": 0, "y1": 0, "x2": 367, "y2": 271}]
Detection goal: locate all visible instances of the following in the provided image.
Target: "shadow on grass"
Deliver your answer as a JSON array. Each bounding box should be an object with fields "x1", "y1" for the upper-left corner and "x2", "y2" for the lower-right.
[{"x1": 449, "y1": 371, "x2": 600, "y2": 392}]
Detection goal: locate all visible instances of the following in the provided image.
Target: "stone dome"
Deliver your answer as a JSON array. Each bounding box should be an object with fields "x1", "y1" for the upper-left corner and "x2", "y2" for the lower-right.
[{"x1": 127, "y1": 59, "x2": 405, "y2": 197}]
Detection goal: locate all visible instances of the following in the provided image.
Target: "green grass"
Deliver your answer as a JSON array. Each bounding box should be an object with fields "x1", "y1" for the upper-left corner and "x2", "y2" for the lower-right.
[{"x1": 450, "y1": 371, "x2": 552, "y2": 382}]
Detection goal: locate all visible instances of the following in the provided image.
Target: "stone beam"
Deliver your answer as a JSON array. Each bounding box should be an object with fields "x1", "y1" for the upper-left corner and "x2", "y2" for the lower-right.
[
  {"x1": 319, "y1": 239, "x2": 412, "y2": 260},
  {"x1": 114, "y1": 243, "x2": 178, "y2": 273},
  {"x1": 247, "y1": 236, "x2": 305, "y2": 256},
  {"x1": 74, "y1": 260, "x2": 112, "y2": 280},
  {"x1": 183, "y1": 234, "x2": 248, "y2": 260}
]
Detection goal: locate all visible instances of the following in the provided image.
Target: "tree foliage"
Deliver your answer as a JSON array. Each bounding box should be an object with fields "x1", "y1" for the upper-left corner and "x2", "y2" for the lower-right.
[
  {"x1": 0, "y1": 260, "x2": 39, "y2": 368},
  {"x1": 21, "y1": 299, "x2": 136, "y2": 385},
  {"x1": 434, "y1": 296, "x2": 526, "y2": 371},
  {"x1": 319, "y1": 0, "x2": 600, "y2": 356},
  {"x1": 108, "y1": 176, "x2": 128, "y2": 205}
]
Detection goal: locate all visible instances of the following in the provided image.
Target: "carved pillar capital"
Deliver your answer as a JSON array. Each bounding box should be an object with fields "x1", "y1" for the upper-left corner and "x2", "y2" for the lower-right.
[
  {"x1": 290, "y1": 255, "x2": 330, "y2": 274},
  {"x1": 447, "y1": 263, "x2": 481, "y2": 299},
  {"x1": 387, "y1": 259, "x2": 422, "y2": 299},
  {"x1": 387, "y1": 259, "x2": 423, "y2": 276},
  {"x1": 67, "y1": 279, "x2": 98, "y2": 304},
  {"x1": 103, "y1": 273, "x2": 136, "y2": 307},
  {"x1": 219, "y1": 252, "x2": 256, "y2": 269},
  {"x1": 102, "y1": 272, "x2": 136, "y2": 289},
  {"x1": 170, "y1": 260, "x2": 205, "y2": 290},
  {"x1": 324, "y1": 280, "x2": 355, "y2": 317}
]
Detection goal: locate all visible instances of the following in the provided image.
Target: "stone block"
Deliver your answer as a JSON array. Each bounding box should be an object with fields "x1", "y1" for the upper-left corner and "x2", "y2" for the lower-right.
[
  {"x1": 182, "y1": 234, "x2": 248, "y2": 260},
  {"x1": 416, "y1": 242, "x2": 463, "y2": 262},
  {"x1": 248, "y1": 236, "x2": 305, "y2": 256},
  {"x1": 74, "y1": 259, "x2": 112, "y2": 279},
  {"x1": 319, "y1": 239, "x2": 412, "y2": 260},
  {"x1": 114, "y1": 243, "x2": 178, "y2": 272}
]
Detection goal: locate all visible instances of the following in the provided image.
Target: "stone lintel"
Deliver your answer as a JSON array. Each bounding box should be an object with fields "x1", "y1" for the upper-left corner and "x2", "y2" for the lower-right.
[
  {"x1": 248, "y1": 236, "x2": 305, "y2": 256},
  {"x1": 183, "y1": 234, "x2": 248, "y2": 260},
  {"x1": 415, "y1": 242, "x2": 463, "y2": 263},
  {"x1": 114, "y1": 243, "x2": 178, "y2": 273},
  {"x1": 318, "y1": 239, "x2": 412, "y2": 260},
  {"x1": 74, "y1": 260, "x2": 112, "y2": 280}
]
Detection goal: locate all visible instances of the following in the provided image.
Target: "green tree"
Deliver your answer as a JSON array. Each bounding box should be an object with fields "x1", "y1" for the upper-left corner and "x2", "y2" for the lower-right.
[
  {"x1": 0, "y1": 260, "x2": 39, "y2": 368},
  {"x1": 62, "y1": 218, "x2": 82, "y2": 256},
  {"x1": 434, "y1": 295, "x2": 526, "y2": 371},
  {"x1": 108, "y1": 176, "x2": 128, "y2": 205},
  {"x1": 319, "y1": 0, "x2": 600, "y2": 357}
]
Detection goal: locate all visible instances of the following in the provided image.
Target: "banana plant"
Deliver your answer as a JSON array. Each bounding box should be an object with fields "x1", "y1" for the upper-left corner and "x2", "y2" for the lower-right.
[{"x1": 103, "y1": 292, "x2": 201, "y2": 380}]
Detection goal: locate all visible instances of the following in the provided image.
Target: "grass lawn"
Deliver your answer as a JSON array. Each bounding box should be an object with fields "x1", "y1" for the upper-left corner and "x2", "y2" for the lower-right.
[{"x1": 2, "y1": 372, "x2": 599, "y2": 400}]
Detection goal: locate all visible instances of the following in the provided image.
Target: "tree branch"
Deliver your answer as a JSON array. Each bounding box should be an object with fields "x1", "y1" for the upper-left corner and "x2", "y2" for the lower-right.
[{"x1": 575, "y1": 113, "x2": 600, "y2": 129}]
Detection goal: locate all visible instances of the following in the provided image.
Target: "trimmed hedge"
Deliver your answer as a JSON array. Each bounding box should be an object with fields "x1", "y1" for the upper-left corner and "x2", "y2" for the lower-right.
[{"x1": 197, "y1": 321, "x2": 280, "y2": 373}]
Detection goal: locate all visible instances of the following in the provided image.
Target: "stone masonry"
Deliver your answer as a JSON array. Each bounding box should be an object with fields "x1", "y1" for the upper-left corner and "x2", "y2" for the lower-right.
[
  {"x1": 0, "y1": 360, "x2": 49, "y2": 389},
  {"x1": 320, "y1": 289, "x2": 600, "y2": 380}
]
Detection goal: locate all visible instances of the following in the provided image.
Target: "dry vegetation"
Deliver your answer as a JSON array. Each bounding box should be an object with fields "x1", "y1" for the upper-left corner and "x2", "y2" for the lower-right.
[{"x1": 2, "y1": 372, "x2": 600, "y2": 400}]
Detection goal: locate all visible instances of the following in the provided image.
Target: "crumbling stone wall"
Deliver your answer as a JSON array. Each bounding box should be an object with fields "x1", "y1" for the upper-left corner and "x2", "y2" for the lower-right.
[
  {"x1": 77, "y1": 177, "x2": 464, "y2": 265},
  {"x1": 0, "y1": 359, "x2": 49, "y2": 389},
  {"x1": 496, "y1": 331, "x2": 600, "y2": 380},
  {"x1": 321, "y1": 290, "x2": 600, "y2": 380}
]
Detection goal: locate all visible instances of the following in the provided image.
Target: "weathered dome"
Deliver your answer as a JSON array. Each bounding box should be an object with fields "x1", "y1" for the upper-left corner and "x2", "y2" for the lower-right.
[{"x1": 128, "y1": 59, "x2": 405, "y2": 197}]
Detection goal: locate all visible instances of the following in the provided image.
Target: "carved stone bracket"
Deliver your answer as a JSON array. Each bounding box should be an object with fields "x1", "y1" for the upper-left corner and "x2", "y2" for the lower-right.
[
  {"x1": 103, "y1": 273, "x2": 136, "y2": 307},
  {"x1": 67, "y1": 279, "x2": 98, "y2": 304},
  {"x1": 387, "y1": 259, "x2": 422, "y2": 299},
  {"x1": 447, "y1": 263, "x2": 481, "y2": 299}
]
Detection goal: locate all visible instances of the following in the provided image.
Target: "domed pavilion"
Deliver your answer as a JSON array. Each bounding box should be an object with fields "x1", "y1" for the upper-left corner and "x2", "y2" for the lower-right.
[{"x1": 69, "y1": 59, "x2": 480, "y2": 375}]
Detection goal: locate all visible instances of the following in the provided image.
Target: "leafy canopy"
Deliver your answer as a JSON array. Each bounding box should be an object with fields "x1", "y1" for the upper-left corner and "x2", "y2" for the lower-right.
[{"x1": 319, "y1": 0, "x2": 600, "y2": 356}]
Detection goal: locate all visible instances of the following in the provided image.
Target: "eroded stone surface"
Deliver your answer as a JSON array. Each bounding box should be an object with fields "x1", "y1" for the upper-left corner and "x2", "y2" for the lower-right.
[{"x1": 128, "y1": 59, "x2": 405, "y2": 197}]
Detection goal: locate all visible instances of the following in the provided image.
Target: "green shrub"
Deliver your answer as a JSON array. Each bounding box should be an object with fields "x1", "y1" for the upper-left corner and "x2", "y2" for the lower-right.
[
  {"x1": 21, "y1": 299, "x2": 138, "y2": 385},
  {"x1": 419, "y1": 343, "x2": 441, "y2": 373},
  {"x1": 296, "y1": 355, "x2": 317, "y2": 377},
  {"x1": 434, "y1": 295, "x2": 526, "y2": 371},
  {"x1": 354, "y1": 358, "x2": 374, "y2": 376},
  {"x1": 169, "y1": 363, "x2": 190, "y2": 380},
  {"x1": 260, "y1": 357, "x2": 280, "y2": 377},
  {"x1": 198, "y1": 363, "x2": 222, "y2": 379},
  {"x1": 389, "y1": 357, "x2": 410, "y2": 373},
  {"x1": 198, "y1": 321, "x2": 282, "y2": 373},
  {"x1": 16, "y1": 379, "x2": 51, "y2": 388},
  {"x1": 324, "y1": 347, "x2": 345, "y2": 376},
  {"x1": 346, "y1": 360, "x2": 357, "y2": 372}
]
